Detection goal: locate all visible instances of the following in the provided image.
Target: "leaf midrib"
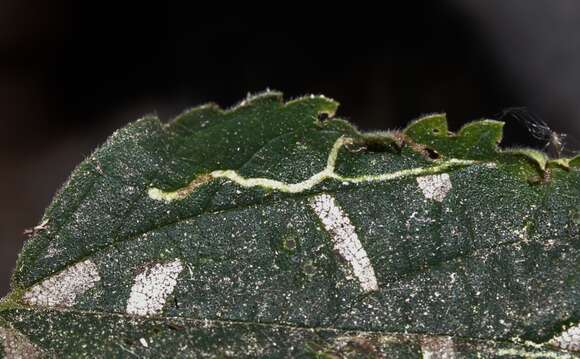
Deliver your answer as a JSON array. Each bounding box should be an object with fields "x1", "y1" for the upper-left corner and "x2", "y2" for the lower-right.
[{"x1": 2, "y1": 305, "x2": 549, "y2": 348}]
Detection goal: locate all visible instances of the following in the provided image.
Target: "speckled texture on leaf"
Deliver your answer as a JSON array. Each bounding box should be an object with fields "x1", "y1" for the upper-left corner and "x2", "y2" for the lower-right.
[{"x1": 0, "y1": 91, "x2": 578, "y2": 358}]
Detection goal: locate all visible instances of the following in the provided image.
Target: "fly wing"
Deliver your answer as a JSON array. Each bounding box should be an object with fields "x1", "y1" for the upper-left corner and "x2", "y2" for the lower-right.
[
  {"x1": 500, "y1": 107, "x2": 553, "y2": 141},
  {"x1": 561, "y1": 132, "x2": 580, "y2": 157}
]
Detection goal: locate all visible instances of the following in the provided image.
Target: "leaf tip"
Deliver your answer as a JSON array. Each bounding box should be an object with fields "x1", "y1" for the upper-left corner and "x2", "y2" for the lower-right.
[
  {"x1": 458, "y1": 119, "x2": 504, "y2": 144},
  {"x1": 285, "y1": 93, "x2": 340, "y2": 121},
  {"x1": 504, "y1": 147, "x2": 549, "y2": 171},
  {"x1": 403, "y1": 113, "x2": 448, "y2": 140}
]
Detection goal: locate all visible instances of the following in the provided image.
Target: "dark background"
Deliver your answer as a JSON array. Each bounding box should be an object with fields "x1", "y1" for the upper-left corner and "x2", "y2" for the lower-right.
[{"x1": 1, "y1": 2, "x2": 579, "y2": 296}]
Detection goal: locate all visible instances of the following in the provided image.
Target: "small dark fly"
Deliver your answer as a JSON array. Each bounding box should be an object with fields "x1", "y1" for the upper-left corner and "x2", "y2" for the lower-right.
[{"x1": 498, "y1": 107, "x2": 568, "y2": 158}]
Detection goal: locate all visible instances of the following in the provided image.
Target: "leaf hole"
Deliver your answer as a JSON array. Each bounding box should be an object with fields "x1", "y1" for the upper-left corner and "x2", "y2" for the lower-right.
[
  {"x1": 284, "y1": 237, "x2": 297, "y2": 252},
  {"x1": 317, "y1": 112, "x2": 330, "y2": 122},
  {"x1": 425, "y1": 147, "x2": 441, "y2": 160},
  {"x1": 302, "y1": 261, "x2": 317, "y2": 276}
]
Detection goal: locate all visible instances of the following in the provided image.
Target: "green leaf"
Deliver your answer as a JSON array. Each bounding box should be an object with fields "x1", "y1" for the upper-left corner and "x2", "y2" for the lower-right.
[{"x1": 1, "y1": 91, "x2": 578, "y2": 358}]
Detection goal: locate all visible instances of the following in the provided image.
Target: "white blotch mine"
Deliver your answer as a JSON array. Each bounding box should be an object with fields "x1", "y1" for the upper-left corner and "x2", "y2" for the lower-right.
[
  {"x1": 310, "y1": 194, "x2": 378, "y2": 292},
  {"x1": 149, "y1": 136, "x2": 477, "y2": 202},
  {"x1": 22, "y1": 259, "x2": 100, "y2": 307},
  {"x1": 126, "y1": 259, "x2": 183, "y2": 316},
  {"x1": 0, "y1": 327, "x2": 42, "y2": 358},
  {"x1": 416, "y1": 173, "x2": 452, "y2": 202},
  {"x1": 550, "y1": 323, "x2": 580, "y2": 351},
  {"x1": 420, "y1": 336, "x2": 456, "y2": 359}
]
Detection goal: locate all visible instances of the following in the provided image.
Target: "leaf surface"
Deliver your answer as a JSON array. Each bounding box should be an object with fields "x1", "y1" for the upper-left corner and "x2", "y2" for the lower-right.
[{"x1": 1, "y1": 92, "x2": 579, "y2": 358}]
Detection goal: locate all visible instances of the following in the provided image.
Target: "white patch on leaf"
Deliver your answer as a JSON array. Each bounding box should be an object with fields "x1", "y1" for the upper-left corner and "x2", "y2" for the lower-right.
[
  {"x1": 0, "y1": 327, "x2": 42, "y2": 358},
  {"x1": 126, "y1": 259, "x2": 183, "y2": 316},
  {"x1": 416, "y1": 173, "x2": 452, "y2": 202},
  {"x1": 420, "y1": 336, "x2": 456, "y2": 359},
  {"x1": 22, "y1": 259, "x2": 100, "y2": 307},
  {"x1": 550, "y1": 323, "x2": 580, "y2": 351},
  {"x1": 310, "y1": 194, "x2": 378, "y2": 292}
]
